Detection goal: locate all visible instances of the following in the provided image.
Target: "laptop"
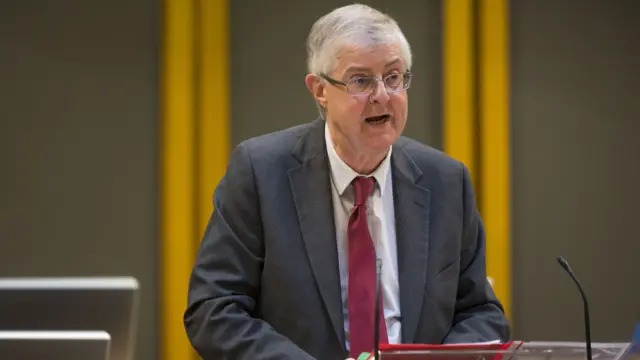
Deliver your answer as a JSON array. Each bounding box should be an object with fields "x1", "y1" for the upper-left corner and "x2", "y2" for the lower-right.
[{"x1": 0, "y1": 277, "x2": 138, "y2": 360}]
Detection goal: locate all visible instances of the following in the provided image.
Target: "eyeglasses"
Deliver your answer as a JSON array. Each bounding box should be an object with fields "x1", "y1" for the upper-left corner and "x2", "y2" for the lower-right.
[{"x1": 320, "y1": 71, "x2": 413, "y2": 96}]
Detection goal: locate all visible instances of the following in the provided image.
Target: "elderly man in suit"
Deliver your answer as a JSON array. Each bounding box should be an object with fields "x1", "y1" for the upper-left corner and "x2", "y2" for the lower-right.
[{"x1": 184, "y1": 4, "x2": 510, "y2": 360}]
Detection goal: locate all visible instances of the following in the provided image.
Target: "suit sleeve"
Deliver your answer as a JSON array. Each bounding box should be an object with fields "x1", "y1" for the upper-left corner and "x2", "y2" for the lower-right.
[
  {"x1": 442, "y1": 164, "x2": 511, "y2": 344},
  {"x1": 184, "y1": 143, "x2": 316, "y2": 360}
]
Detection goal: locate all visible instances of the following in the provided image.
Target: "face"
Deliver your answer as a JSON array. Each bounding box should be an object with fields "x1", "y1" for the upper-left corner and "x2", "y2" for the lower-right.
[{"x1": 306, "y1": 43, "x2": 409, "y2": 157}]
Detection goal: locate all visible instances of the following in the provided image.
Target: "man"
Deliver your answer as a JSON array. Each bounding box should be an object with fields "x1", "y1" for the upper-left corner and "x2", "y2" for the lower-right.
[{"x1": 184, "y1": 4, "x2": 510, "y2": 360}]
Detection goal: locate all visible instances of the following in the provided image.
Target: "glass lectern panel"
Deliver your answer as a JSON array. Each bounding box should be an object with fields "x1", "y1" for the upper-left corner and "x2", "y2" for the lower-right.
[{"x1": 375, "y1": 342, "x2": 634, "y2": 360}]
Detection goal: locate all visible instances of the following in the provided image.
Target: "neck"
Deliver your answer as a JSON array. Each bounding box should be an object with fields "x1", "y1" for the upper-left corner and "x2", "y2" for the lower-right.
[{"x1": 329, "y1": 129, "x2": 388, "y2": 175}]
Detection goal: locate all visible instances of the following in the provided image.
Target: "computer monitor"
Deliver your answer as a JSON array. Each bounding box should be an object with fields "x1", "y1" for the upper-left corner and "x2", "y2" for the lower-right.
[
  {"x1": 0, "y1": 330, "x2": 111, "y2": 360},
  {"x1": 0, "y1": 277, "x2": 139, "y2": 360}
]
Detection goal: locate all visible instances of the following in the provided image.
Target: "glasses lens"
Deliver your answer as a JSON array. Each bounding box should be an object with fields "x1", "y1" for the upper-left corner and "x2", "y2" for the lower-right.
[
  {"x1": 347, "y1": 77, "x2": 376, "y2": 94},
  {"x1": 346, "y1": 72, "x2": 412, "y2": 94},
  {"x1": 385, "y1": 73, "x2": 403, "y2": 90}
]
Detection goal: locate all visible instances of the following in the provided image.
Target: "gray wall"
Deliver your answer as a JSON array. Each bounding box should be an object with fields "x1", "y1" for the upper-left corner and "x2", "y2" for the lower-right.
[
  {"x1": 230, "y1": 0, "x2": 443, "y2": 149},
  {"x1": 511, "y1": 0, "x2": 640, "y2": 341},
  {"x1": 0, "y1": 1, "x2": 160, "y2": 359}
]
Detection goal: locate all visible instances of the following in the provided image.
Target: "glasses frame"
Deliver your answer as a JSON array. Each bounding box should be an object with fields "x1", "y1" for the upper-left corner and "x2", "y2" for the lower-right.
[{"x1": 320, "y1": 71, "x2": 413, "y2": 96}]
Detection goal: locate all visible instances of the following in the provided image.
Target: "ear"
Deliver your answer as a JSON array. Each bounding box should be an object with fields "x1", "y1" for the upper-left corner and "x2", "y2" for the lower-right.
[{"x1": 305, "y1": 73, "x2": 327, "y2": 108}]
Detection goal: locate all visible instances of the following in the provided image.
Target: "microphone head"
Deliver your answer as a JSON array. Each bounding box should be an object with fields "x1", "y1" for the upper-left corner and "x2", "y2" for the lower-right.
[{"x1": 557, "y1": 256, "x2": 571, "y2": 272}]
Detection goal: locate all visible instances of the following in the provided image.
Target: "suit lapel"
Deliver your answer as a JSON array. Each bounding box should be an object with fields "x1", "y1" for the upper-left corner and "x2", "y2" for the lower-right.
[
  {"x1": 287, "y1": 122, "x2": 431, "y2": 347},
  {"x1": 392, "y1": 145, "x2": 431, "y2": 344},
  {"x1": 288, "y1": 119, "x2": 346, "y2": 350}
]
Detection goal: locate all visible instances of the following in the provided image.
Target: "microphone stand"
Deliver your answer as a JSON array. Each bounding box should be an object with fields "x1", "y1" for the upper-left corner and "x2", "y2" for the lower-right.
[
  {"x1": 557, "y1": 256, "x2": 592, "y2": 360},
  {"x1": 373, "y1": 259, "x2": 382, "y2": 360}
]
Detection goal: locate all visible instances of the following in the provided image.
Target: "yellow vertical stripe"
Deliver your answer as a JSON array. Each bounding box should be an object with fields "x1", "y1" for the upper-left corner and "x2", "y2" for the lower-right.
[
  {"x1": 162, "y1": 0, "x2": 196, "y2": 359},
  {"x1": 443, "y1": 0, "x2": 476, "y2": 180},
  {"x1": 479, "y1": 0, "x2": 511, "y2": 319},
  {"x1": 163, "y1": 0, "x2": 229, "y2": 359},
  {"x1": 198, "y1": 0, "x2": 229, "y2": 234}
]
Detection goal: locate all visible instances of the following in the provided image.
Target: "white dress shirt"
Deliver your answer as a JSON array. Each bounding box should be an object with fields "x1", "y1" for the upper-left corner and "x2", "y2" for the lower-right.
[{"x1": 324, "y1": 122, "x2": 402, "y2": 350}]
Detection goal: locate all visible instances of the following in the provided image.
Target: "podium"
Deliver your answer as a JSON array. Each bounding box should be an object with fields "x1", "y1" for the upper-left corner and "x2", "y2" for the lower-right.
[{"x1": 362, "y1": 341, "x2": 637, "y2": 360}]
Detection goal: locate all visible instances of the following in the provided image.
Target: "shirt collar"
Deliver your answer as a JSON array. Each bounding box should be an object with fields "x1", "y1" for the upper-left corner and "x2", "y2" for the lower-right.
[{"x1": 324, "y1": 121, "x2": 392, "y2": 196}]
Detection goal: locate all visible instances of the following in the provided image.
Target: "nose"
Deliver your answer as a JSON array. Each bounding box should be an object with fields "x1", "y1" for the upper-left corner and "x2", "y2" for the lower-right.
[{"x1": 368, "y1": 79, "x2": 390, "y2": 104}]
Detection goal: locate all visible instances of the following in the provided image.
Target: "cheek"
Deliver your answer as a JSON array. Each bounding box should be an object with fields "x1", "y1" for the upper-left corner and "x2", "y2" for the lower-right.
[
  {"x1": 391, "y1": 95, "x2": 408, "y2": 118},
  {"x1": 337, "y1": 96, "x2": 367, "y2": 121},
  {"x1": 328, "y1": 92, "x2": 364, "y2": 116}
]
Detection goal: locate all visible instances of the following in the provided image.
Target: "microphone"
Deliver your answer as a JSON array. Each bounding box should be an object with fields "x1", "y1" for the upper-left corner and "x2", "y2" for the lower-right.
[
  {"x1": 557, "y1": 256, "x2": 592, "y2": 360},
  {"x1": 373, "y1": 258, "x2": 382, "y2": 360}
]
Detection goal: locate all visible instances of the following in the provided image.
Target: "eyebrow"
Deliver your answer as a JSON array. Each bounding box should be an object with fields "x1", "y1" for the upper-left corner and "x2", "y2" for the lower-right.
[{"x1": 344, "y1": 58, "x2": 403, "y2": 74}]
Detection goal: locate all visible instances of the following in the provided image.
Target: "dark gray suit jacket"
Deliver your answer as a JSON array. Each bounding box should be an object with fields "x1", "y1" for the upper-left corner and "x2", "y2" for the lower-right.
[{"x1": 184, "y1": 118, "x2": 510, "y2": 360}]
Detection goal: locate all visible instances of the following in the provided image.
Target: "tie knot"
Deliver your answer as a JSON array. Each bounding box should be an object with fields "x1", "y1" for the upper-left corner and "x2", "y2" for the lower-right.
[{"x1": 352, "y1": 176, "x2": 375, "y2": 206}]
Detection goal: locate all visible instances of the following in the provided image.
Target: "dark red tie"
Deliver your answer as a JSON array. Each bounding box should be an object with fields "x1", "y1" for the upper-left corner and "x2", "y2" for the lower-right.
[{"x1": 348, "y1": 176, "x2": 388, "y2": 358}]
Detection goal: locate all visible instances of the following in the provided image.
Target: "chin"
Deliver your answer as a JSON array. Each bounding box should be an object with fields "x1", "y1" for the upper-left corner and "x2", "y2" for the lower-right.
[{"x1": 364, "y1": 134, "x2": 396, "y2": 153}]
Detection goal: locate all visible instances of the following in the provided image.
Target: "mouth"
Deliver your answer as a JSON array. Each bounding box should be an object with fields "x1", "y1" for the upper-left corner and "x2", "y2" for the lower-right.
[{"x1": 365, "y1": 114, "x2": 392, "y2": 125}]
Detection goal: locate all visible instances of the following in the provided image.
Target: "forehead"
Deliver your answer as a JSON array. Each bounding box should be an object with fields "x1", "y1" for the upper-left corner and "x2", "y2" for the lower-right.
[{"x1": 332, "y1": 43, "x2": 405, "y2": 75}]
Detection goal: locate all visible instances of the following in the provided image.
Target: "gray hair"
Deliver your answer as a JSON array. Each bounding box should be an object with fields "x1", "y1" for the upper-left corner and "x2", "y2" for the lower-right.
[{"x1": 306, "y1": 4, "x2": 412, "y2": 76}]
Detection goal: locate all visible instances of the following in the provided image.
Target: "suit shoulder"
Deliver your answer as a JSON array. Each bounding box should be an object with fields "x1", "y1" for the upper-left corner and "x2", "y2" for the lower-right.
[
  {"x1": 396, "y1": 136, "x2": 465, "y2": 173},
  {"x1": 395, "y1": 136, "x2": 473, "y2": 203},
  {"x1": 235, "y1": 121, "x2": 312, "y2": 160}
]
